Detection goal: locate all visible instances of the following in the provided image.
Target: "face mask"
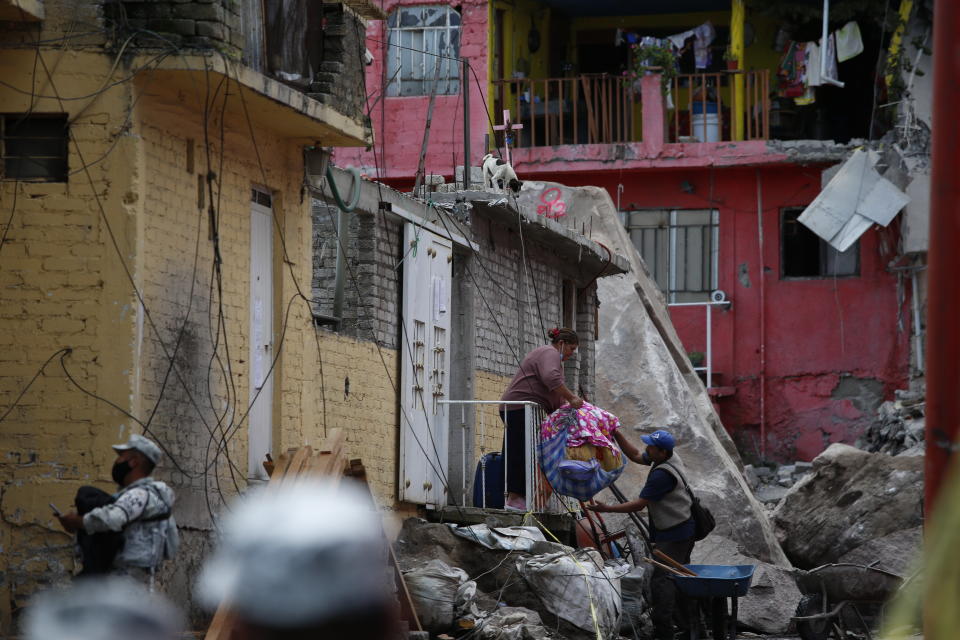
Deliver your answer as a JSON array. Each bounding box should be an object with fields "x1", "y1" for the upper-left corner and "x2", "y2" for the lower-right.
[{"x1": 111, "y1": 460, "x2": 133, "y2": 485}]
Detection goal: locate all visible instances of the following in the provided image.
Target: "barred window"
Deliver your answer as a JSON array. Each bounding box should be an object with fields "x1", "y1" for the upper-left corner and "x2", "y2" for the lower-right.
[
  {"x1": 625, "y1": 209, "x2": 719, "y2": 303},
  {"x1": 2, "y1": 114, "x2": 68, "y2": 182},
  {"x1": 386, "y1": 5, "x2": 461, "y2": 97}
]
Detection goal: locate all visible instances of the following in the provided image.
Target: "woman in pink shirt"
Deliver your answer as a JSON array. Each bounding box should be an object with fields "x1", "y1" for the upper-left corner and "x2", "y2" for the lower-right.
[{"x1": 499, "y1": 328, "x2": 584, "y2": 511}]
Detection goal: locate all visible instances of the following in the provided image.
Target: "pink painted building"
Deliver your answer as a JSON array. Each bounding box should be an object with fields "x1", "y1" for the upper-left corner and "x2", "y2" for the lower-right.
[{"x1": 337, "y1": 1, "x2": 913, "y2": 462}]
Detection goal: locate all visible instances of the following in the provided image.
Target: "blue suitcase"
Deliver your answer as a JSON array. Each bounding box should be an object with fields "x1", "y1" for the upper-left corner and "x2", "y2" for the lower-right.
[{"x1": 472, "y1": 452, "x2": 505, "y2": 508}]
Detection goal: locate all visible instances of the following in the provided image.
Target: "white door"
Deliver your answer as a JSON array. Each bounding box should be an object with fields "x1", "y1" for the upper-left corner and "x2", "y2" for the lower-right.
[
  {"x1": 248, "y1": 188, "x2": 274, "y2": 481},
  {"x1": 399, "y1": 224, "x2": 452, "y2": 505}
]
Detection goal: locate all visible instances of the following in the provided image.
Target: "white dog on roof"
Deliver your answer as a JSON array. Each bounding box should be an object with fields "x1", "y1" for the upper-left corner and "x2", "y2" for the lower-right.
[{"x1": 481, "y1": 154, "x2": 523, "y2": 194}]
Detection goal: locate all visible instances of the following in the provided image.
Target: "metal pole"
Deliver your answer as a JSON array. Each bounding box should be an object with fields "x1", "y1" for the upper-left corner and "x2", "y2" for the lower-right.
[
  {"x1": 461, "y1": 405, "x2": 467, "y2": 507},
  {"x1": 756, "y1": 170, "x2": 766, "y2": 459},
  {"x1": 925, "y1": 0, "x2": 960, "y2": 518},
  {"x1": 911, "y1": 269, "x2": 923, "y2": 372},
  {"x1": 706, "y1": 303, "x2": 713, "y2": 388},
  {"x1": 463, "y1": 58, "x2": 471, "y2": 189}
]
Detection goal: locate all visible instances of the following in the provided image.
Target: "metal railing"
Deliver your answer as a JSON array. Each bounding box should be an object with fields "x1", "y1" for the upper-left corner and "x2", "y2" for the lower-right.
[
  {"x1": 669, "y1": 70, "x2": 770, "y2": 143},
  {"x1": 667, "y1": 296, "x2": 732, "y2": 389},
  {"x1": 492, "y1": 74, "x2": 637, "y2": 147},
  {"x1": 441, "y1": 399, "x2": 578, "y2": 514}
]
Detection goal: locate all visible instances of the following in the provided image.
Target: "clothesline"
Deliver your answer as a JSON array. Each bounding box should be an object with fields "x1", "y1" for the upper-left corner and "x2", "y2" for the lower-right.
[{"x1": 777, "y1": 20, "x2": 864, "y2": 105}]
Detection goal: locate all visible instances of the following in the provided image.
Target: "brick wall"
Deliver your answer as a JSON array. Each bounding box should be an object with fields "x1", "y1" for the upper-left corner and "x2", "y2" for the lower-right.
[
  {"x1": 312, "y1": 201, "x2": 402, "y2": 347},
  {"x1": 107, "y1": 0, "x2": 244, "y2": 54},
  {"x1": 305, "y1": 4, "x2": 369, "y2": 121},
  {"x1": 0, "y1": 50, "x2": 141, "y2": 628}
]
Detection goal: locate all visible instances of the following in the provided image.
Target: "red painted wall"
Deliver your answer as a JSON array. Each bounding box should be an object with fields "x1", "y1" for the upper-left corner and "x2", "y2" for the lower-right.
[
  {"x1": 342, "y1": 8, "x2": 911, "y2": 463},
  {"x1": 334, "y1": 0, "x2": 490, "y2": 182},
  {"x1": 542, "y1": 166, "x2": 911, "y2": 463}
]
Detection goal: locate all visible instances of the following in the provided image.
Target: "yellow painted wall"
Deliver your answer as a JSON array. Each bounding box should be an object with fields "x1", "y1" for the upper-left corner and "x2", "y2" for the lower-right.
[
  {"x1": 474, "y1": 371, "x2": 511, "y2": 460},
  {"x1": 0, "y1": 49, "x2": 141, "y2": 628},
  {"x1": 488, "y1": 0, "x2": 552, "y2": 136},
  {"x1": 0, "y1": 44, "x2": 408, "y2": 629}
]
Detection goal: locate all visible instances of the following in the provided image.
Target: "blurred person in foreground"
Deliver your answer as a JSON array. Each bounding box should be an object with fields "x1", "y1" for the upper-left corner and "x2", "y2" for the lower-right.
[
  {"x1": 198, "y1": 479, "x2": 398, "y2": 640},
  {"x1": 24, "y1": 576, "x2": 183, "y2": 640}
]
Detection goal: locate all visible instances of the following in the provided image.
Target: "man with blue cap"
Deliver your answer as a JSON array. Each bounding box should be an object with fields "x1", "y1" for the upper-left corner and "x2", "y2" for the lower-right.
[
  {"x1": 587, "y1": 428, "x2": 695, "y2": 640},
  {"x1": 56, "y1": 433, "x2": 179, "y2": 587}
]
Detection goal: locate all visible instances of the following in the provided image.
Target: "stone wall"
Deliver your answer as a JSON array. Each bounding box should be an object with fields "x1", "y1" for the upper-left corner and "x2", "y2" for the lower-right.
[
  {"x1": 312, "y1": 201, "x2": 402, "y2": 348},
  {"x1": 311, "y1": 201, "x2": 600, "y2": 401},
  {"x1": 107, "y1": 0, "x2": 245, "y2": 55}
]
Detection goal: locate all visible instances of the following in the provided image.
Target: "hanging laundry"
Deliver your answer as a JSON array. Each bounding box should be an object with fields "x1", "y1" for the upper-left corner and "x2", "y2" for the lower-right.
[
  {"x1": 835, "y1": 21, "x2": 864, "y2": 62},
  {"x1": 693, "y1": 21, "x2": 716, "y2": 69},
  {"x1": 666, "y1": 28, "x2": 695, "y2": 51},
  {"x1": 777, "y1": 41, "x2": 807, "y2": 98}
]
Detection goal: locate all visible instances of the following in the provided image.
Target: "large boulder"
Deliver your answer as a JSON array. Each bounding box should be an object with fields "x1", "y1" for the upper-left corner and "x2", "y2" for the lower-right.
[
  {"x1": 836, "y1": 526, "x2": 922, "y2": 577},
  {"x1": 772, "y1": 443, "x2": 923, "y2": 568},
  {"x1": 518, "y1": 181, "x2": 790, "y2": 568},
  {"x1": 691, "y1": 535, "x2": 803, "y2": 634}
]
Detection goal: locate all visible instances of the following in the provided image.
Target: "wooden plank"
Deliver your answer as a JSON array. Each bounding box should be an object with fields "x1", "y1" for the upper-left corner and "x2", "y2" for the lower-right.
[
  {"x1": 312, "y1": 429, "x2": 347, "y2": 476},
  {"x1": 580, "y1": 76, "x2": 597, "y2": 143},
  {"x1": 203, "y1": 608, "x2": 234, "y2": 640}
]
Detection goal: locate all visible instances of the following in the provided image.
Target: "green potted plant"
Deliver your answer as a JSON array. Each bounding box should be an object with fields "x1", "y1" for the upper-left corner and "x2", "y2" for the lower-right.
[
  {"x1": 688, "y1": 351, "x2": 706, "y2": 367},
  {"x1": 629, "y1": 41, "x2": 677, "y2": 93}
]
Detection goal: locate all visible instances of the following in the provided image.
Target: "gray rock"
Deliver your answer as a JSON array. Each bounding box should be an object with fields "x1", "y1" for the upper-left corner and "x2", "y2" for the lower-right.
[
  {"x1": 753, "y1": 466, "x2": 774, "y2": 479},
  {"x1": 836, "y1": 526, "x2": 922, "y2": 577},
  {"x1": 516, "y1": 181, "x2": 790, "y2": 568},
  {"x1": 743, "y1": 464, "x2": 760, "y2": 491},
  {"x1": 772, "y1": 444, "x2": 923, "y2": 568},
  {"x1": 691, "y1": 535, "x2": 802, "y2": 634},
  {"x1": 620, "y1": 564, "x2": 653, "y2": 637},
  {"x1": 754, "y1": 485, "x2": 789, "y2": 504},
  {"x1": 794, "y1": 461, "x2": 813, "y2": 471}
]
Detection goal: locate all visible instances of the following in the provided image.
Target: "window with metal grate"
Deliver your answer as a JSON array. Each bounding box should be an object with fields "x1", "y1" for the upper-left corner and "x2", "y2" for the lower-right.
[{"x1": 2, "y1": 114, "x2": 68, "y2": 182}]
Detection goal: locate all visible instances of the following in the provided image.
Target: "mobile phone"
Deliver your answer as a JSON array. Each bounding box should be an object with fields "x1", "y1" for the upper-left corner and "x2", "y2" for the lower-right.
[{"x1": 49, "y1": 503, "x2": 61, "y2": 516}]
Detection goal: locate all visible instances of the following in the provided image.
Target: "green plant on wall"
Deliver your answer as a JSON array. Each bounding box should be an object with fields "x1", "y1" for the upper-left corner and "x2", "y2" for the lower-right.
[
  {"x1": 629, "y1": 41, "x2": 678, "y2": 93},
  {"x1": 688, "y1": 351, "x2": 705, "y2": 367}
]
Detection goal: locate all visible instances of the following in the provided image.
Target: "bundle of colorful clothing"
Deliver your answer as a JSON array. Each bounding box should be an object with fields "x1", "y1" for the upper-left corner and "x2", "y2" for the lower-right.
[{"x1": 537, "y1": 402, "x2": 626, "y2": 501}]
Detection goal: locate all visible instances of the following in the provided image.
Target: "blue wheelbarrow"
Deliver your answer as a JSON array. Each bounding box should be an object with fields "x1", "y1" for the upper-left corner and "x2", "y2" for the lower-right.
[{"x1": 672, "y1": 564, "x2": 756, "y2": 640}]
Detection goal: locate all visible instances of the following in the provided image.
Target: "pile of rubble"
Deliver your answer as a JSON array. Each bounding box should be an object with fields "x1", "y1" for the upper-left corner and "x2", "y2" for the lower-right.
[
  {"x1": 394, "y1": 518, "x2": 647, "y2": 640},
  {"x1": 743, "y1": 461, "x2": 813, "y2": 506},
  {"x1": 857, "y1": 388, "x2": 926, "y2": 456}
]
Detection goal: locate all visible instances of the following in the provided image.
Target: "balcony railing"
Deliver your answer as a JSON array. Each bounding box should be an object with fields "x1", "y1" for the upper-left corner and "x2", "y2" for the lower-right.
[
  {"x1": 668, "y1": 70, "x2": 770, "y2": 143},
  {"x1": 441, "y1": 399, "x2": 578, "y2": 514},
  {"x1": 491, "y1": 70, "x2": 771, "y2": 149},
  {"x1": 492, "y1": 74, "x2": 637, "y2": 147}
]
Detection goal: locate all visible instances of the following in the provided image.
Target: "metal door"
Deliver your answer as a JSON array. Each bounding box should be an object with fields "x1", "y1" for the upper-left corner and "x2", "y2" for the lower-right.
[
  {"x1": 399, "y1": 223, "x2": 452, "y2": 505},
  {"x1": 248, "y1": 188, "x2": 274, "y2": 480}
]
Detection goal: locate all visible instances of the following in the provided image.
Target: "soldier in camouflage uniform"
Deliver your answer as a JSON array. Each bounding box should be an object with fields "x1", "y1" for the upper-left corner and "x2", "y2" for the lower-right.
[{"x1": 57, "y1": 434, "x2": 179, "y2": 588}]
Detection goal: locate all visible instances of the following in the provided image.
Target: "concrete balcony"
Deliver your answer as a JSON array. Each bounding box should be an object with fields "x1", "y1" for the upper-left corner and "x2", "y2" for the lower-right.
[{"x1": 500, "y1": 72, "x2": 857, "y2": 174}]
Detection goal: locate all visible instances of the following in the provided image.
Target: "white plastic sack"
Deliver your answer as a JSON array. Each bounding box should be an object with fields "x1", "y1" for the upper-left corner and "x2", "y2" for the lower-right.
[
  {"x1": 516, "y1": 549, "x2": 630, "y2": 638},
  {"x1": 451, "y1": 523, "x2": 546, "y2": 551},
  {"x1": 404, "y1": 559, "x2": 469, "y2": 632}
]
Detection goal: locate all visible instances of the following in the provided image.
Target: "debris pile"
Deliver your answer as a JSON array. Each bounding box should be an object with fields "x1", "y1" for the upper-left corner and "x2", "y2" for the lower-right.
[
  {"x1": 394, "y1": 519, "x2": 633, "y2": 640},
  {"x1": 857, "y1": 388, "x2": 926, "y2": 456},
  {"x1": 742, "y1": 461, "x2": 814, "y2": 506}
]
